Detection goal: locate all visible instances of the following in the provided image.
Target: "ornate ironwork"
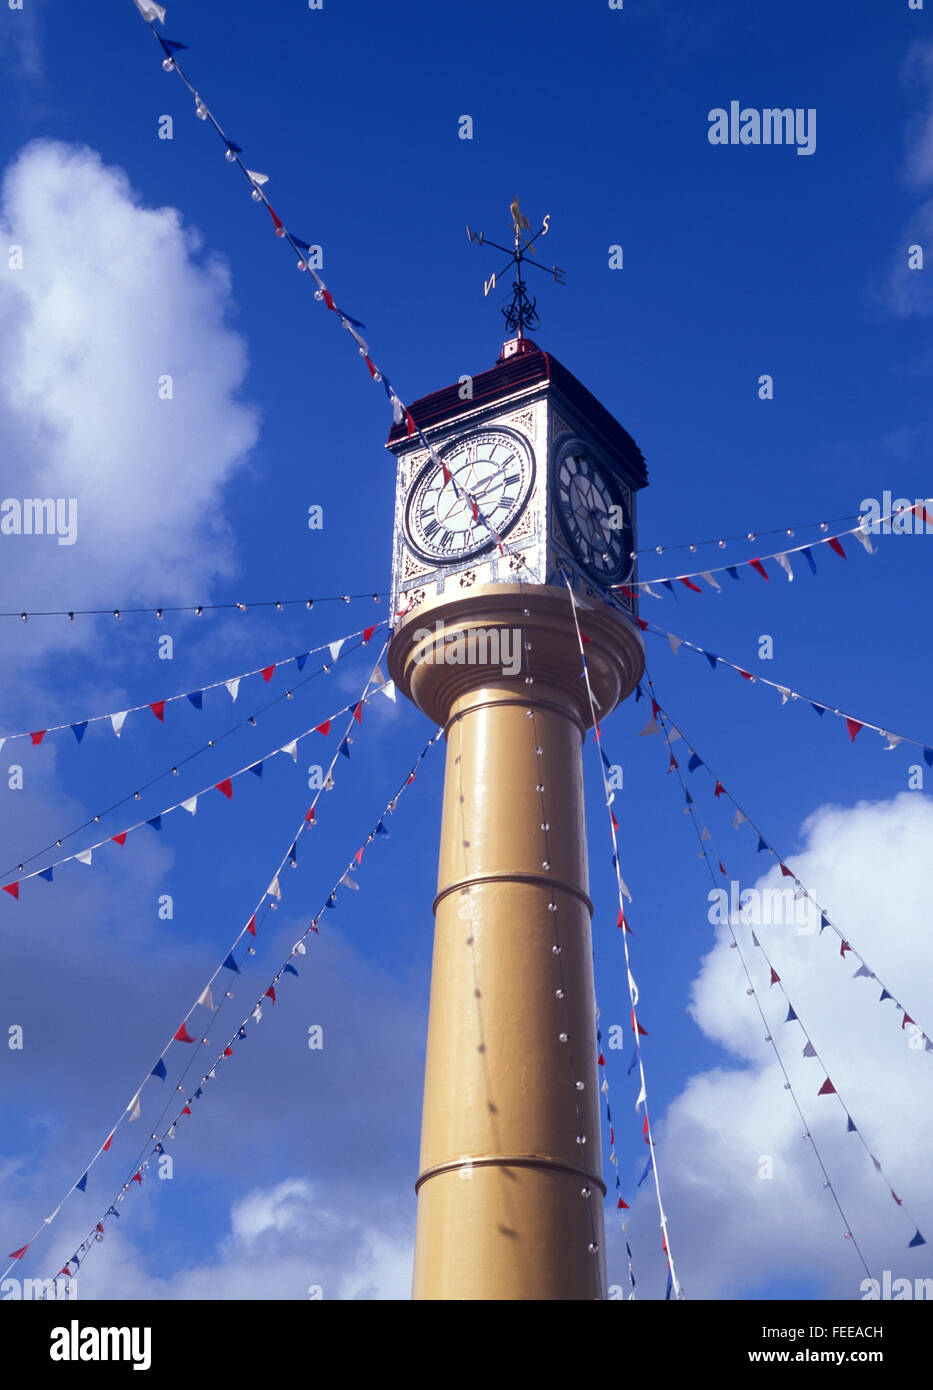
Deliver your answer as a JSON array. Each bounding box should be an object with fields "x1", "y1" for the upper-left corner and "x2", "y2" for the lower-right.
[{"x1": 466, "y1": 199, "x2": 565, "y2": 337}]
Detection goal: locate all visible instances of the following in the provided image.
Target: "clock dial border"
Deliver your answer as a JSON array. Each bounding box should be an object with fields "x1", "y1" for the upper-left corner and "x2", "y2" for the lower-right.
[{"x1": 553, "y1": 439, "x2": 635, "y2": 586}]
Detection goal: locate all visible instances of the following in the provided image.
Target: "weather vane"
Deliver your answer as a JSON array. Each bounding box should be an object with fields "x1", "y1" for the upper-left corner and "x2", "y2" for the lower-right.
[{"x1": 466, "y1": 198, "x2": 565, "y2": 337}]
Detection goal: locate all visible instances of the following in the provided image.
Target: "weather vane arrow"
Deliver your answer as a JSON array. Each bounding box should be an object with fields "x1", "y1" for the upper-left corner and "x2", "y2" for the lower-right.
[{"x1": 466, "y1": 198, "x2": 565, "y2": 337}]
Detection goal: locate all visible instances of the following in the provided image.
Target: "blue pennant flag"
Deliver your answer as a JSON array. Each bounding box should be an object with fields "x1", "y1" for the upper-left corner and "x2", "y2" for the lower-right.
[
  {"x1": 75, "y1": 1173, "x2": 88, "y2": 1193},
  {"x1": 757, "y1": 836, "x2": 768, "y2": 852},
  {"x1": 249, "y1": 762, "x2": 263, "y2": 777},
  {"x1": 819, "y1": 913, "x2": 829, "y2": 932},
  {"x1": 157, "y1": 37, "x2": 188, "y2": 56},
  {"x1": 909, "y1": 1231, "x2": 927, "y2": 1248},
  {"x1": 846, "y1": 1115, "x2": 857, "y2": 1133},
  {"x1": 39, "y1": 867, "x2": 53, "y2": 883},
  {"x1": 338, "y1": 738, "x2": 351, "y2": 759},
  {"x1": 147, "y1": 815, "x2": 162, "y2": 831},
  {"x1": 194, "y1": 1087, "x2": 202, "y2": 1100},
  {"x1": 326, "y1": 894, "x2": 336, "y2": 909},
  {"x1": 225, "y1": 141, "x2": 243, "y2": 156},
  {"x1": 665, "y1": 1268, "x2": 673, "y2": 1300},
  {"x1": 237, "y1": 1027, "x2": 247, "y2": 1041},
  {"x1": 71, "y1": 1256, "x2": 80, "y2": 1270},
  {"x1": 71, "y1": 722, "x2": 88, "y2": 743},
  {"x1": 704, "y1": 652, "x2": 719, "y2": 670},
  {"x1": 296, "y1": 652, "x2": 309, "y2": 672},
  {"x1": 661, "y1": 580, "x2": 675, "y2": 595},
  {"x1": 375, "y1": 820, "x2": 389, "y2": 837},
  {"x1": 107, "y1": 1207, "x2": 118, "y2": 1219},
  {"x1": 291, "y1": 236, "x2": 311, "y2": 253},
  {"x1": 289, "y1": 842, "x2": 298, "y2": 866},
  {"x1": 153, "y1": 1144, "x2": 164, "y2": 1156},
  {"x1": 811, "y1": 703, "x2": 825, "y2": 716},
  {"x1": 726, "y1": 566, "x2": 740, "y2": 581},
  {"x1": 637, "y1": 1158, "x2": 652, "y2": 1188},
  {"x1": 284, "y1": 963, "x2": 298, "y2": 977},
  {"x1": 600, "y1": 749, "x2": 612, "y2": 772},
  {"x1": 785, "y1": 1005, "x2": 798, "y2": 1022},
  {"x1": 687, "y1": 753, "x2": 703, "y2": 772},
  {"x1": 223, "y1": 953, "x2": 240, "y2": 973},
  {"x1": 187, "y1": 691, "x2": 203, "y2": 711},
  {"x1": 800, "y1": 547, "x2": 817, "y2": 574},
  {"x1": 627, "y1": 1045, "x2": 640, "y2": 1075},
  {"x1": 151, "y1": 1059, "x2": 167, "y2": 1081},
  {"x1": 635, "y1": 685, "x2": 645, "y2": 702},
  {"x1": 879, "y1": 988, "x2": 891, "y2": 1002},
  {"x1": 339, "y1": 310, "x2": 366, "y2": 329},
  {"x1": 924, "y1": 749, "x2": 933, "y2": 768},
  {"x1": 684, "y1": 789, "x2": 693, "y2": 805}
]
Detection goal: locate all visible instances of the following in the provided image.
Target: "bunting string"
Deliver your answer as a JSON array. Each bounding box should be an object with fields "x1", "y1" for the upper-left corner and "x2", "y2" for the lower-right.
[
  {"x1": 2, "y1": 666, "x2": 397, "y2": 902},
  {"x1": 562, "y1": 572, "x2": 682, "y2": 1300},
  {"x1": 4, "y1": 589, "x2": 385, "y2": 625},
  {"x1": 639, "y1": 617, "x2": 933, "y2": 760},
  {"x1": 0, "y1": 622, "x2": 384, "y2": 752},
  {"x1": 0, "y1": 630, "x2": 384, "y2": 885},
  {"x1": 616, "y1": 504, "x2": 929, "y2": 598},
  {"x1": 643, "y1": 677, "x2": 876, "y2": 1280},
  {"x1": 2, "y1": 644, "x2": 422, "y2": 1282},
  {"x1": 634, "y1": 508, "x2": 884, "y2": 560},
  {"x1": 640, "y1": 682, "x2": 933, "y2": 1059}
]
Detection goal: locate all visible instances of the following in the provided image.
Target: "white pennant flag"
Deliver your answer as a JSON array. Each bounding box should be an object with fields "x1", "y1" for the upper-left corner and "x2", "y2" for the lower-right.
[
  {"x1": 618, "y1": 873, "x2": 632, "y2": 902},
  {"x1": 666, "y1": 727, "x2": 682, "y2": 744},
  {"x1": 882, "y1": 732, "x2": 902, "y2": 751},
  {"x1": 251, "y1": 1004, "x2": 263, "y2": 1023},
  {"x1": 390, "y1": 394, "x2": 404, "y2": 425},
  {"x1": 627, "y1": 969, "x2": 639, "y2": 1006},
  {"x1": 294, "y1": 941, "x2": 307, "y2": 956},
  {"x1": 181, "y1": 796, "x2": 198, "y2": 815},
  {"x1": 777, "y1": 686, "x2": 791, "y2": 705},
  {"x1": 323, "y1": 770, "x2": 335, "y2": 791},
  {"x1": 601, "y1": 1077, "x2": 610, "y2": 1096},
  {"x1": 127, "y1": 1094, "x2": 141, "y2": 1122},
  {"x1": 381, "y1": 680, "x2": 397, "y2": 703},
  {"x1": 133, "y1": 0, "x2": 166, "y2": 21},
  {"x1": 609, "y1": 1150, "x2": 619, "y2": 1167},
  {"x1": 76, "y1": 849, "x2": 93, "y2": 866},
  {"x1": 111, "y1": 711, "x2": 128, "y2": 737},
  {"x1": 700, "y1": 826, "x2": 710, "y2": 841},
  {"x1": 280, "y1": 740, "x2": 299, "y2": 762},
  {"x1": 267, "y1": 875, "x2": 282, "y2": 901},
  {"x1": 225, "y1": 678, "x2": 240, "y2": 702},
  {"x1": 246, "y1": 169, "x2": 269, "y2": 187},
  {"x1": 774, "y1": 552, "x2": 794, "y2": 582},
  {"x1": 733, "y1": 809, "x2": 747, "y2": 829},
  {"x1": 701, "y1": 571, "x2": 721, "y2": 592},
  {"x1": 667, "y1": 633, "x2": 683, "y2": 654},
  {"x1": 198, "y1": 986, "x2": 215, "y2": 1011},
  {"x1": 168, "y1": 1124, "x2": 176, "y2": 1139},
  {"x1": 640, "y1": 584, "x2": 662, "y2": 599},
  {"x1": 328, "y1": 639, "x2": 346, "y2": 663},
  {"x1": 339, "y1": 870, "x2": 360, "y2": 891},
  {"x1": 44, "y1": 1203, "x2": 63, "y2": 1225},
  {"x1": 635, "y1": 1081, "x2": 647, "y2": 1110},
  {"x1": 854, "y1": 523, "x2": 876, "y2": 554},
  {"x1": 639, "y1": 718, "x2": 661, "y2": 737},
  {"x1": 371, "y1": 663, "x2": 387, "y2": 688}
]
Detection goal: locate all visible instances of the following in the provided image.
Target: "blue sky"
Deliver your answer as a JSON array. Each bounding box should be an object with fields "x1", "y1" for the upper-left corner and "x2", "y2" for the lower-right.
[{"x1": 0, "y1": 0, "x2": 932, "y2": 1300}]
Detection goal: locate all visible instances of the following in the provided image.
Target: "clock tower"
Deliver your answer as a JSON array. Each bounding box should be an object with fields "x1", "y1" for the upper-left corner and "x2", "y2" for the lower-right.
[{"x1": 386, "y1": 331, "x2": 647, "y2": 1300}]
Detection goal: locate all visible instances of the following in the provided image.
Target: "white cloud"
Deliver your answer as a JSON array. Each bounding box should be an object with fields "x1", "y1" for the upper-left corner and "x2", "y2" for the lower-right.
[
  {"x1": 0, "y1": 141, "x2": 259, "y2": 631},
  {"x1": 648, "y1": 793, "x2": 933, "y2": 1299}
]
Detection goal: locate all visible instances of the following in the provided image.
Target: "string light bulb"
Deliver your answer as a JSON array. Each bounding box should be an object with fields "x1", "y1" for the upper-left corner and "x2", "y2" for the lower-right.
[{"x1": 162, "y1": 57, "x2": 174, "y2": 71}]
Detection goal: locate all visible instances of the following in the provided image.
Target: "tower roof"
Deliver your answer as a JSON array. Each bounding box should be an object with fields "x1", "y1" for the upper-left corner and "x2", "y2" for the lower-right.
[{"x1": 386, "y1": 339, "x2": 648, "y2": 488}]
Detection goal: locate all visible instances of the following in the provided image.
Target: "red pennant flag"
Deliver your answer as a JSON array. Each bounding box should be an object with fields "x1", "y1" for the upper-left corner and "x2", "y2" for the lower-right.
[
  {"x1": 668, "y1": 753, "x2": 678, "y2": 771},
  {"x1": 355, "y1": 847, "x2": 364, "y2": 864},
  {"x1": 714, "y1": 780, "x2": 725, "y2": 798},
  {"x1": 261, "y1": 665, "x2": 275, "y2": 683},
  {"x1": 266, "y1": 204, "x2": 284, "y2": 235},
  {"x1": 362, "y1": 625, "x2": 376, "y2": 644},
  {"x1": 611, "y1": 812, "x2": 619, "y2": 831},
  {"x1": 363, "y1": 355, "x2": 378, "y2": 380},
  {"x1": 818, "y1": 1077, "x2": 836, "y2": 1096},
  {"x1": 769, "y1": 967, "x2": 780, "y2": 986},
  {"x1": 598, "y1": 1052, "x2": 606, "y2": 1066},
  {"x1": 216, "y1": 778, "x2": 233, "y2": 800},
  {"x1": 677, "y1": 576, "x2": 702, "y2": 593},
  {"x1": 150, "y1": 701, "x2": 166, "y2": 723},
  {"x1": 636, "y1": 617, "x2": 649, "y2": 632},
  {"x1": 58, "y1": 1267, "x2": 71, "y2": 1278},
  {"x1": 8, "y1": 1245, "x2": 28, "y2": 1260},
  {"x1": 315, "y1": 720, "x2": 331, "y2": 737},
  {"x1": 470, "y1": 499, "x2": 479, "y2": 523},
  {"x1": 892, "y1": 1190, "x2": 903, "y2": 1206},
  {"x1": 405, "y1": 411, "x2": 416, "y2": 438},
  {"x1": 2, "y1": 882, "x2": 19, "y2": 901},
  {"x1": 610, "y1": 1125, "x2": 615, "y2": 1145},
  {"x1": 265, "y1": 986, "x2": 276, "y2": 1004},
  {"x1": 305, "y1": 806, "x2": 315, "y2": 824},
  {"x1": 828, "y1": 536, "x2": 847, "y2": 559},
  {"x1": 353, "y1": 702, "x2": 363, "y2": 724},
  {"x1": 131, "y1": 1171, "x2": 142, "y2": 1184},
  {"x1": 441, "y1": 463, "x2": 452, "y2": 485},
  {"x1": 322, "y1": 289, "x2": 336, "y2": 312},
  {"x1": 840, "y1": 941, "x2": 851, "y2": 958},
  {"x1": 902, "y1": 1013, "x2": 914, "y2": 1031},
  {"x1": 620, "y1": 585, "x2": 634, "y2": 599},
  {"x1": 30, "y1": 730, "x2": 46, "y2": 745},
  {"x1": 224, "y1": 1046, "x2": 233, "y2": 1057},
  {"x1": 174, "y1": 1023, "x2": 196, "y2": 1043},
  {"x1": 651, "y1": 699, "x2": 661, "y2": 718},
  {"x1": 749, "y1": 558, "x2": 769, "y2": 581},
  {"x1": 406, "y1": 773, "x2": 416, "y2": 785},
  {"x1": 845, "y1": 718, "x2": 863, "y2": 742},
  {"x1": 181, "y1": 1105, "x2": 191, "y2": 1116},
  {"x1": 719, "y1": 860, "x2": 727, "y2": 875},
  {"x1": 631, "y1": 1010, "x2": 648, "y2": 1036},
  {"x1": 96, "y1": 1224, "x2": 104, "y2": 1235},
  {"x1": 103, "y1": 1132, "x2": 114, "y2": 1152},
  {"x1": 580, "y1": 632, "x2": 592, "y2": 644},
  {"x1": 112, "y1": 832, "x2": 127, "y2": 846},
  {"x1": 618, "y1": 1196, "x2": 630, "y2": 1209},
  {"x1": 642, "y1": 1114, "x2": 651, "y2": 1141},
  {"x1": 246, "y1": 914, "x2": 256, "y2": 935},
  {"x1": 780, "y1": 863, "x2": 794, "y2": 878},
  {"x1": 737, "y1": 668, "x2": 754, "y2": 680}
]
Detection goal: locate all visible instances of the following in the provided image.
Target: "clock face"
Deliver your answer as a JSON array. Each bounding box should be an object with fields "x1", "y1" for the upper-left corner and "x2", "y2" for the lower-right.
[
  {"x1": 405, "y1": 429, "x2": 534, "y2": 564},
  {"x1": 555, "y1": 446, "x2": 634, "y2": 584}
]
